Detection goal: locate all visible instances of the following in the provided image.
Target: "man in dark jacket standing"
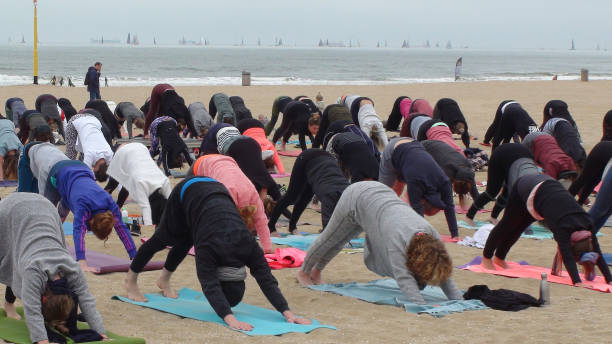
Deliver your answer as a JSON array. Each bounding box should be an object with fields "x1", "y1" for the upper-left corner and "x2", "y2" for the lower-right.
[{"x1": 85, "y1": 62, "x2": 102, "y2": 100}]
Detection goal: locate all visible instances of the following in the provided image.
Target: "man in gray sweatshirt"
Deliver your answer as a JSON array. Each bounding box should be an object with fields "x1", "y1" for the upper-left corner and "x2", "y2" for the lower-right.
[
  {"x1": 0, "y1": 193, "x2": 106, "y2": 343},
  {"x1": 297, "y1": 181, "x2": 463, "y2": 304},
  {"x1": 27, "y1": 142, "x2": 71, "y2": 202}
]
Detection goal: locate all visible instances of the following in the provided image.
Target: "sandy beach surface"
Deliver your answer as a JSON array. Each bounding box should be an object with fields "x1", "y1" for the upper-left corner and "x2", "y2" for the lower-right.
[{"x1": 1, "y1": 81, "x2": 611, "y2": 343}]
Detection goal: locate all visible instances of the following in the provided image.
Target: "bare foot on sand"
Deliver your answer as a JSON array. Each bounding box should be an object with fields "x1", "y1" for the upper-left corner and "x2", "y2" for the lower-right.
[
  {"x1": 270, "y1": 231, "x2": 281, "y2": 237},
  {"x1": 124, "y1": 279, "x2": 148, "y2": 302},
  {"x1": 488, "y1": 217, "x2": 499, "y2": 225},
  {"x1": 310, "y1": 268, "x2": 323, "y2": 285},
  {"x1": 493, "y1": 256, "x2": 509, "y2": 269},
  {"x1": 464, "y1": 217, "x2": 477, "y2": 227},
  {"x1": 481, "y1": 257, "x2": 496, "y2": 270},
  {"x1": 4, "y1": 302, "x2": 21, "y2": 320},
  {"x1": 296, "y1": 270, "x2": 313, "y2": 286},
  {"x1": 156, "y1": 275, "x2": 178, "y2": 299}
]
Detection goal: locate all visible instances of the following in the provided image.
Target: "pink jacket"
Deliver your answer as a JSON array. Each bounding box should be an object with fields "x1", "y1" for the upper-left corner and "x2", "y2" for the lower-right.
[
  {"x1": 194, "y1": 154, "x2": 272, "y2": 252},
  {"x1": 426, "y1": 125, "x2": 465, "y2": 156},
  {"x1": 399, "y1": 98, "x2": 413, "y2": 119},
  {"x1": 243, "y1": 127, "x2": 285, "y2": 174}
]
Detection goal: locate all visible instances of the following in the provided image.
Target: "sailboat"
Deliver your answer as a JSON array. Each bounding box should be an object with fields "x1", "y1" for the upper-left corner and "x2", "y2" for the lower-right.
[
  {"x1": 127, "y1": 33, "x2": 131, "y2": 44},
  {"x1": 570, "y1": 39, "x2": 576, "y2": 50},
  {"x1": 425, "y1": 40, "x2": 430, "y2": 48},
  {"x1": 446, "y1": 40, "x2": 452, "y2": 49},
  {"x1": 258, "y1": 38, "x2": 261, "y2": 46},
  {"x1": 21, "y1": 34, "x2": 25, "y2": 44},
  {"x1": 402, "y1": 40, "x2": 407, "y2": 48},
  {"x1": 153, "y1": 37, "x2": 157, "y2": 46},
  {"x1": 132, "y1": 34, "x2": 139, "y2": 45},
  {"x1": 101, "y1": 35, "x2": 104, "y2": 44}
]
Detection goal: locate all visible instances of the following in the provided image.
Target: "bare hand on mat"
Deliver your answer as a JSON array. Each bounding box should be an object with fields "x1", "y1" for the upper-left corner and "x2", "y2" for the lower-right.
[
  {"x1": 79, "y1": 260, "x2": 98, "y2": 273},
  {"x1": 284, "y1": 310, "x2": 312, "y2": 325},
  {"x1": 224, "y1": 314, "x2": 254, "y2": 331}
]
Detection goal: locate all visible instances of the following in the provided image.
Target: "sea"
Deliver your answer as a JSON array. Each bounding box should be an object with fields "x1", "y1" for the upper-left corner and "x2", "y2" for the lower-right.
[{"x1": 2, "y1": 44, "x2": 612, "y2": 86}]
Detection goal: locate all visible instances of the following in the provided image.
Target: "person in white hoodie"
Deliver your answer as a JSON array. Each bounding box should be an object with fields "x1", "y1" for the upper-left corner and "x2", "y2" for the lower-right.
[
  {"x1": 339, "y1": 94, "x2": 388, "y2": 149},
  {"x1": 105, "y1": 142, "x2": 171, "y2": 226}
]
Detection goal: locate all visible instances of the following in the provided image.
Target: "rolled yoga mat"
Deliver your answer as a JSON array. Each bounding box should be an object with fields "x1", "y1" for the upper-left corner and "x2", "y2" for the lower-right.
[{"x1": 67, "y1": 246, "x2": 164, "y2": 274}]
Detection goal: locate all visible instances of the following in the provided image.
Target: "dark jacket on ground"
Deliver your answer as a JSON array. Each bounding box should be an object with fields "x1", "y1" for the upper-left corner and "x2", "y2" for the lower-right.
[
  {"x1": 157, "y1": 177, "x2": 289, "y2": 319},
  {"x1": 391, "y1": 141, "x2": 458, "y2": 237},
  {"x1": 569, "y1": 141, "x2": 612, "y2": 204},
  {"x1": 229, "y1": 96, "x2": 252, "y2": 123},
  {"x1": 433, "y1": 98, "x2": 470, "y2": 147},
  {"x1": 314, "y1": 104, "x2": 352, "y2": 148},
  {"x1": 422, "y1": 140, "x2": 479, "y2": 200},
  {"x1": 86, "y1": 100, "x2": 121, "y2": 139}
]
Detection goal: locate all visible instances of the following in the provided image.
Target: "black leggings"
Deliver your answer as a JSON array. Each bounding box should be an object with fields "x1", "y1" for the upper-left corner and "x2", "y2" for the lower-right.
[
  {"x1": 104, "y1": 177, "x2": 130, "y2": 208},
  {"x1": 483, "y1": 184, "x2": 535, "y2": 260},
  {"x1": 130, "y1": 230, "x2": 192, "y2": 273},
  {"x1": 5, "y1": 287, "x2": 16, "y2": 303}
]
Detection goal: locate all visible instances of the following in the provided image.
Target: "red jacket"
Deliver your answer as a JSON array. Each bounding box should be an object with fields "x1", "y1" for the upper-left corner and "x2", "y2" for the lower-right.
[{"x1": 532, "y1": 135, "x2": 576, "y2": 179}]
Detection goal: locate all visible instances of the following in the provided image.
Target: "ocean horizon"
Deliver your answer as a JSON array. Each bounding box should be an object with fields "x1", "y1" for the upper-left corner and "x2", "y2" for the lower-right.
[{"x1": 2, "y1": 44, "x2": 612, "y2": 86}]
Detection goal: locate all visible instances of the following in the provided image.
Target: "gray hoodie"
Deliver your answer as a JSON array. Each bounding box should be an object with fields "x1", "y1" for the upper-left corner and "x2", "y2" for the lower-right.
[{"x1": 0, "y1": 193, "x2": 105, "y2": 343}]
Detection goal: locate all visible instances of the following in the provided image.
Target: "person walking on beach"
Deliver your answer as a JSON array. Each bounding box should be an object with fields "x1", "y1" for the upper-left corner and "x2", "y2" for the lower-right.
[{"x1": 85, "y1": 62, "x2": 102, "y2": 101}]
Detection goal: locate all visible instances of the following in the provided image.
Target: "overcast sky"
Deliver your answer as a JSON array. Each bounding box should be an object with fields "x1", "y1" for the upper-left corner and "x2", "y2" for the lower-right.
[{"x1": 2, "y1": 0, "x2": 610, "y2": 49}]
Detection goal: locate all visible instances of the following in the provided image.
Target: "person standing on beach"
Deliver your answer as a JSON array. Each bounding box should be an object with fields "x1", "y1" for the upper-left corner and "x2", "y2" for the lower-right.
[{"x1": 85, "y1": 62, "x2": 102, "y2": 101}]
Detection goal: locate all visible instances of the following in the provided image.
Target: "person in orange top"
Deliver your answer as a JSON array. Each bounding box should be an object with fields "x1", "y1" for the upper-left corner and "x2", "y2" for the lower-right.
[
  {"x1": 191, "y1": 154, "x2": 272, "y2": 253},
  {"x1": 237, "y1": 118, "x2": 285, "y2": 174}
]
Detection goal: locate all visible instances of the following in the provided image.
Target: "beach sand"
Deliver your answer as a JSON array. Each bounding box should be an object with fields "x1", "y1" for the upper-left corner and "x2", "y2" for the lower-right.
[{"x1": 1, "y1": 81, "x2": 611, "y2": 343}]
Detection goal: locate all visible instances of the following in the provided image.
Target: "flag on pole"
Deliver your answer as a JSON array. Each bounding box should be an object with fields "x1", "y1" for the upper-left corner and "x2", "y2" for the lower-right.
[{"x1": 455, "y1": 57, "x2": 463, "y2": 81}]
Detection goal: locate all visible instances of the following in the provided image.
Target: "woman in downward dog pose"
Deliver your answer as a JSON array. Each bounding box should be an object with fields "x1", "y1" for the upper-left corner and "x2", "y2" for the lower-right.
[
  {"x1": 237, "y1": 118, "x2": 285, "y2": 174},
  {"x1": 432, "y1": 98, "x2": 471, "y2": 148},
  {"x1": 313, "y1": 104, "x2": 353, "y2": 148},
  {"x1": 345, "y1": 95, "x2": 389, "y2": 148},
  {"x1": 271, "y1": 100, "x2": 320, "y2": 151},
  {"x1": 481, "y1": 173, "x2": 612, "y2": 286},
  {"x1": 191, "y1": 154, "x2": 273, "y2": 253},
  {"x1": 399, "y1": 99, "x2": 434, "y2": 137},
  {"x1": 268, "y1": 149, "x2": 349, "y2": 234},
  {"x1": 264, "y1": 96, "x2": 293, "y2": 136},
  {"x1": 0, "y1": 193, "x2": 108, "y2": 344},
  {"x1": 379, "y1": 139, "x2": 459, "y2": 238},
  {"x1": 488, "y1": 101, "x2": 538, "y2": 150},
  {"x1": 541, "y1": 115, "x2": 586, "y2": 170},
  {"x1": 105, "y1": 142, "x2": 172, "y2": 226},
  {"x1": 297, "y1": 181, "x2": 463, "y2": 304},
  {"x1": 522, "y1": 132, "x2": 577, "y2": 187},
  {"x1": 124, "y1": 177, "x2": 311, "y2": 330},
  {"x1": 0, "y1": 118, "x2": 22, "y2": 181},
  {"x1": 327, "y1": 132, "x2": 380, "y2": 182}
]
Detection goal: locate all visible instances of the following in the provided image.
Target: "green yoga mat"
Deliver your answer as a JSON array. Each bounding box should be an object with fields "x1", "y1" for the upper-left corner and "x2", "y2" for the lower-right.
[{"x1": 0, "y1": 307, "x2": 145, "y2": 344}]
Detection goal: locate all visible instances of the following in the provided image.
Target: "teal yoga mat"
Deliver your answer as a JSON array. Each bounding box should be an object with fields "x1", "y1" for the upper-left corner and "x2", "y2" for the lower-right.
[
  {"x1": 457, "y1": 220, "x2": 553, "y2": 239},
  {"x1": 271, "y1": 234, "x2": 364, "y2": 251},
  {"x1": 308, "y1": 279, "x2": 488, "y2": 317},
  {"x1": 113, "y1": 288, "x2": 335, "y2": 336}
]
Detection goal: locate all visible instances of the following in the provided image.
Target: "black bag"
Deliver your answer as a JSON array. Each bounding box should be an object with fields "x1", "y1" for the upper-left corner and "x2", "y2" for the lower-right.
[{"x1": 463, "y1": 285, "x2": 542, "y2": 311}]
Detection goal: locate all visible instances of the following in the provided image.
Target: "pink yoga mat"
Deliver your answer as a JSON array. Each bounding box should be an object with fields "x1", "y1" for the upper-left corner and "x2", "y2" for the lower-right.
[
  {"x1": 594, "y1": 182, "x2": 602, "y2": 193},
  {"x1": 278, "y1": 150, "x2": 302, "y2": 157},
  {"x1": 265, "y1": 248, "x2": 305, "y2": 269},
  {"x1": 440, "y1": 235, "x2": 460, "y2": 243},
  {"x1": 67, "y1": 246, "x2": 164, "y2": 274},
  {"x1": 455, "y1": 205, "x2": 491, "y2": 215},
  {"x1": 141, "y1": 237, "x2": 195, "y2": 256},
  {"x1": 271, "y1": 173, "x2": 291, "y2": 178},
  {"x1": 460, "y1": 256, "x2": 612, "y2": 293}
]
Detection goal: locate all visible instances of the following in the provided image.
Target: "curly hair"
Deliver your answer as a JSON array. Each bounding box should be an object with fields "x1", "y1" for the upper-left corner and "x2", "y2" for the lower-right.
[
  {"x1": 238, "y1": 205, "x2": 257, "y2": 231},
  {"x1": 89, "y1": 210, "x2": 114, "y2": 241},
  {"x1": 405, "y1": 233, "x2": 453, "y2": 286}
]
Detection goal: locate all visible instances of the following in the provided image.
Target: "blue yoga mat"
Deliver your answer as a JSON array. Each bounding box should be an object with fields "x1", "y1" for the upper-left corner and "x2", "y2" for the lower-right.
[
  {"x1": 308, "y1": 279, "x2": 488, "y2": 317},
  {"x1": 604, "y1": 254, "x2": 612, "y2": 266},
  {"x1": 62, "y1": 222, "x2": 91, "y2": 236},
  {"x1": 113, "y1": 288, "x2": 335, "y2": 336},
  {"x1": 271, "y1": 234, "x2": 364, "y2": 251}
]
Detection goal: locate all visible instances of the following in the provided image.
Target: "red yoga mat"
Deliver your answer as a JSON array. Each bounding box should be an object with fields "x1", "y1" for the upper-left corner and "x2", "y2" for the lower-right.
[
  {"x1": 67, "y1": 246, "x2": 164, "y2": 274},
  {"x1": 278, "y1": 150, "x2": 302, "y2": 157},
  {"x1": 459, "y1": 256, "x2": 611, "y2": 293},
  {"x1": 265, "y1": 248, "x2": 306, "y2": 269}
]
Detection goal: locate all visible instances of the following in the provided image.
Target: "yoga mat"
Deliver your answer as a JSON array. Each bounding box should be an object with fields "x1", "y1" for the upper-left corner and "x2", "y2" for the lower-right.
[
  {"x1": 276, "y1": 218, "x2": 315, "y2": 228},
  {"x1": 277, "y1": 139, "x2": 311, "y2": 145},
  {"x1": 66, "y1": 246, "x2": 164, "y2": 274},
  {"x1": 459, "y1": 256, "x2": 612, "y2": 293},
  {"x1": 440, "y1": 235, "x2": 460, "y2": 243},
  {"x1": 455, "y1": 205, "x2": 491, "y2": 214},
  {"x1": 479, "y1": 142, "x2": 491, "y2": 147},
  {"x1": 141, "y1": 237, "x2": 196, "y2": 256},
  {"x1": 113, "y1": 288, "x2": 335, "y2": 336},
  {"x1": 271, "y1": 172, "x2": 291, "y2": 178},
  {"x1": 457, "y1": 220, "x2": 554, "y2": 240},
  {"x1": 605, "y1": 218, "x2": 612, "y2": 227},
  {"x1": 307, "y1": 279, "x2": 488, "y2": 317},
  {"x1": 63, "y1": 222, "x2": 92, "y2": 236},
  {"x1": 271, "y1": 234, "x2": 364, "y2": 251},
  {"x1": 0, "y1": 307, "x2": 145, "y2": 344},
  {"x1": 264, "y1": 248, "x2": 305, "y2": 269},
  {"x1": 0, "y1": 180, "x2": 17, "y2": 187},
  {"x1": 604, "y1": 254, "x2": 612, "y2": 265},
  {"x1": 278, "y1": 150, "x2": 301, "y2": 157}
]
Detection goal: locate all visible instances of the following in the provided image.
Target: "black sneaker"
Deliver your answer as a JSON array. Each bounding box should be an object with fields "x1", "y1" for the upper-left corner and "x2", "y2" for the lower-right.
[{"x1": 130, "y1": 222, "x2": 141, "y2": 237}]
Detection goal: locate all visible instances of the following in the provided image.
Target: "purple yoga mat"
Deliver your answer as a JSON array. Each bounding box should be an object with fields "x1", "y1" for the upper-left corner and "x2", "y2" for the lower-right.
[
  {"x1": 271, "y1": 172, "x2": 291, "y2": 178},
  {"x1": 0, "y1": 180, "x2": 17, "y2": 187},
  {"x1": 67, "y1": 246, "x2": 164, "y2": 274}
]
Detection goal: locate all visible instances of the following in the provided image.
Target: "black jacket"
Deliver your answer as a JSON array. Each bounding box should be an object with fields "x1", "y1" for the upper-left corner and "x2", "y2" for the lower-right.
[{"x1": 86, "y1": 66, "x2": 100, "y2": 92}]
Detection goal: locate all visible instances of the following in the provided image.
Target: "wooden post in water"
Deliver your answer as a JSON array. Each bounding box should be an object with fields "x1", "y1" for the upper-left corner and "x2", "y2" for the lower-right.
[
  {"x1": 580, "y1": 69, "x2": 589, "y2": 82},
  {"x1": 242, "y1": 71, "x2": 251, "y2": 86},
  {"x1": 33, "y1": 0, "x2": 39, "y2": 85}
]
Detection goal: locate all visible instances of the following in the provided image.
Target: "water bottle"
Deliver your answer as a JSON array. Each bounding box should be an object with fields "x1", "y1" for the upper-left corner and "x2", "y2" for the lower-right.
[
  {"x1": 539, "y1": 272, "x2": 550, "y2": 305},
  {"x1": 121, "y1": 207, "x2": 129, "y2": 224}
]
